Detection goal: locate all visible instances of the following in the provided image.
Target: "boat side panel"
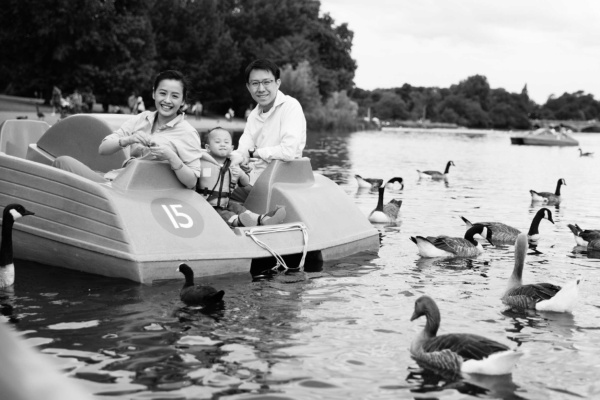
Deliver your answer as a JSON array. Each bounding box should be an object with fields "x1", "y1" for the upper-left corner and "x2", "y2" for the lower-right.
[{"x1": 1, "y1": 155, "x2": 130, "y2": 253}]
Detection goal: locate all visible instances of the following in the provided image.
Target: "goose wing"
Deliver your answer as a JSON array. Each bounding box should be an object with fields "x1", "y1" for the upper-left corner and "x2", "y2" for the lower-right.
[
  {"x1": 423, "y1": 333, "x2": 509, "y2": 361},
  {"x1": 477, "y1": 222, "x2": 520, "y2": 242},
  {"x1": 504, "y1": 283, "x2": 562, "y2": 307},
  {"x1": 431, "y1": 236, "x2": 473, "y2": 255},
  {"x1": 581, "y1": 230, "x2": 600, "y2": 242}
]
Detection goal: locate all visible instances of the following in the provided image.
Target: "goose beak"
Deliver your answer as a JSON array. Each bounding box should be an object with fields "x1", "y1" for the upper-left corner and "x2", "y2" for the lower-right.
[
  {"x1": 24, "y1": 210, "x2": 35, "y2": 216},
  {"x1": 410, "y1": 311, "x2": 419, "y2": 321}
]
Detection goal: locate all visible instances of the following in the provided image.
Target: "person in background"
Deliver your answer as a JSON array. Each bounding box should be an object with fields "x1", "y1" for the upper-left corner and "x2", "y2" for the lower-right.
[
  {"x1": 229, "y1": 59, "x2": 306, "y2": 203},
  {"x1": 128, "y1": 91, "x2": 138, "y2": 114},
  {"x1": 191, "y1": 100, "x2": 203, "y2": 119},
  {"x1": 51, "y1": 85, "x2": 62, "y2": 116},
  {"x1": 69, "y1": 89, "x2": 83, "y2": 114},
  {"x1": 197, "y1": 127, "x2": 286, "y2": 227},
  {"x1": 136, "y1": 94, "x2": 146, "y2": 114},
  {"x1": 53, "y1": 70, "x2": 215, "y2": 189},
  {"x1": 82, "y1": 86, "x2": 95, "y2": 113}
]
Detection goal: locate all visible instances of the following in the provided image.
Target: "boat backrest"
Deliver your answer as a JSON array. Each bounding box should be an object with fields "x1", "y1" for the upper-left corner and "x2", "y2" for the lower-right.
[
  {"x1": 244, "y1": 158, "x2": 315, "y2": 214},
  {"x1": 0, "y1": 119, "x2": 50, "y2": 159},
  {"x1": 28, "y1": 114, "x2": 131, "y2": 172}
]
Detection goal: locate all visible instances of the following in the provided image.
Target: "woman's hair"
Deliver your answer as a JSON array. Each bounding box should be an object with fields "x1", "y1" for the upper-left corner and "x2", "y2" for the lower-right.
[
  {"x1": 244, "y1": 59, "x2": 280, "y2": 83},
  {"x1": 153, "y1": 70, "x2": 188, "y2": 101}
]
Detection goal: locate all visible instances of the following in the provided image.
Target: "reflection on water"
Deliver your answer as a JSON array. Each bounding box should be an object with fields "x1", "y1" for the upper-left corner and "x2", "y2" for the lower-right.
[{"x1": 5, "y1": 128, "x2": 600, "y2": 399}]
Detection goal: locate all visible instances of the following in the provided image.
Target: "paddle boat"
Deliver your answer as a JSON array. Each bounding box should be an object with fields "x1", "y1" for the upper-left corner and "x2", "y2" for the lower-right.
[
  {"x1": 510, "y1": 127, "x2": 579, "y2": 147},
  {"x1": 0, "y1": 114, "x2": 379, "y2": 284}
]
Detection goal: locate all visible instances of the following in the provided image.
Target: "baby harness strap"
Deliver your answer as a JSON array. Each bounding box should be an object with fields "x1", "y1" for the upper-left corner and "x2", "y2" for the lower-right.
[{"x1": 196, "y1": 158, "x2": 232, "y2": 208}]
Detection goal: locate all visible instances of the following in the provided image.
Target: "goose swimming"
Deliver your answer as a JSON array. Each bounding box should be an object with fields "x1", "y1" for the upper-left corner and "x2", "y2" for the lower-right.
[
  {"x1": 177, "y1": 263, "x2": 225, "y2": 306},
  {"x1": 355, "y1": 174, "x2": 383, "y2": 190},
  {"x1": 410, "y1": 295, "x2": 523, "y2": 376},
  {"x1": 461, "y1": 208, "x2": 553, "y2": 245},
  {"x1": 1, "y1": 204, "x2": 35, "y2": 287},
  {"x1": 567, "y1": 224, "x2": 600, "y2": 247},
  {"x1": 410, "y1": 224, "x2": 493, "y2": 258},
  {"x1": 502, "y1": 233, "x2": 580, "y2": 312},
  {"x1": 417, "y1": 161, "x2": 454, "y2": 180},
  {"x1": 368, "y1": 185, "x2": 402, "y2": 224},
  {"x1": 530, "y1": 178, "x2": 565, "y2": 204}
]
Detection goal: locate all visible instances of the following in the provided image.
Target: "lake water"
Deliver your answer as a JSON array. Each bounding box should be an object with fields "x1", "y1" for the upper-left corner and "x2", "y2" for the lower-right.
[{"x1": 3, "y1": 128, "x2": 600, "y2": 399}]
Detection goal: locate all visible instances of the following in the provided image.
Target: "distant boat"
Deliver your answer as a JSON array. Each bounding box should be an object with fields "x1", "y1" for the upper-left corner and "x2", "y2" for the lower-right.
[{"x1": 510, "y1": 127, "x2": 578, "y2": 147}]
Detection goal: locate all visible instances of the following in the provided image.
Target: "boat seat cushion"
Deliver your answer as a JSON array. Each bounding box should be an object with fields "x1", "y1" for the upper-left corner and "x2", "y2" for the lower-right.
[{"x1": 0, "y1": 119, "x2": 50, "y2": 159}]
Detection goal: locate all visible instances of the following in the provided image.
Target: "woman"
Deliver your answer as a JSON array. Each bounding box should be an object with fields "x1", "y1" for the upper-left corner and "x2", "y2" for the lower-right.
[{"x1": 53, "y1": 70, "x2": 212, "y2": 189}]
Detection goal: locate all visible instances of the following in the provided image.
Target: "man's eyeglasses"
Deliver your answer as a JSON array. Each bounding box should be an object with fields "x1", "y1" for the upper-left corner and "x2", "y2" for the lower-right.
[{"x1": 249, "y1": 80, "x2": 275, "y2": 89}]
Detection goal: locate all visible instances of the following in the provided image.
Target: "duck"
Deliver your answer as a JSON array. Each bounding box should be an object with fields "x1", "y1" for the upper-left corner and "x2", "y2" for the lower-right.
[
  {"x1": 578, "y1": 148, "x2": 593, "y2": 157},
  {"x1": 368, "y1": 185, "x2": 402, "y2": 223},
  {"x1": 410, "y1": 224, "x2": 493, "y2": 258},
  {"x1": 567, "y1": 224, "x2": 600, "y2": 246},
  {"x1": 502, "y1": 233, "x2": 580, "y2": 312},
  {"x1": 530, "y1": 178, "x2": 565, "y2": 204},
  {"x1": 417, "y1": 161, "x2": 454, "y2": 180},
  {"x1": 355, "y1": 174, "x2": 383, "y2": 190},
  {"x1": 460, "y1": 208, "x2": 554, "y2": 245},
  {"x1": 410, "y1": 295, "x2": 523, "y2": 376},
  {"x1": 1, "y1": 204, "x2": 35, "y2": 287},
  {"x1": 176, "y1": 263, "x2": 225, "y2": 306}
]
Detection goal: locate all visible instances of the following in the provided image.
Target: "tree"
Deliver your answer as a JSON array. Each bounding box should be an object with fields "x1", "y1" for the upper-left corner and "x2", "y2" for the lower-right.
[{"x1": 280, "y1": 61, "x2": 321, "y2": 112}]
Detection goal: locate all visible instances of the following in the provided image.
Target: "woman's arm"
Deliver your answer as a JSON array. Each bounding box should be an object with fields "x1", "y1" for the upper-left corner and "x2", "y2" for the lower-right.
[{"x1": 148, "y1": 144, "x2": 197, "y2": 189}]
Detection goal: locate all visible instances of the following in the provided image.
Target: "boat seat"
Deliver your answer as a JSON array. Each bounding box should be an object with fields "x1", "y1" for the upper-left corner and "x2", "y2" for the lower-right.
[
  {"x1": 26, "y1": 114, "x2": 131, "y2": 173},
  {"x1": 0, "y1": 119, "x2": 50, "y2": 159},
  {"x1": 244, "y1": 158, "x2": 315, "y2": 214}
]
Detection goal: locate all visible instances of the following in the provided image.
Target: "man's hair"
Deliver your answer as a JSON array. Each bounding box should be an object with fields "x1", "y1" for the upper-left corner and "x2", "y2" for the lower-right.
[{"x1": 244, "y1": 59, "x2": 280, "y2": 83}]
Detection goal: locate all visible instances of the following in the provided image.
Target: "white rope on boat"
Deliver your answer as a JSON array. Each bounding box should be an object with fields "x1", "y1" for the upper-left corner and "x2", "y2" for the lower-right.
[{"x1": 244, "y1": 223, "x2": 309, "y2": 273}]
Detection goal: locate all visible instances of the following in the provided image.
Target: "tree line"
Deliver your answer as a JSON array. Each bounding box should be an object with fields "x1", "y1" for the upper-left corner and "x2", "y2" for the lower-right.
[
  {"x1": 1, "y1": 0, "x2": 598, "y2": 131},
  {"x1": 350, "y1": 76, "x2": 600, "y2": 131}
]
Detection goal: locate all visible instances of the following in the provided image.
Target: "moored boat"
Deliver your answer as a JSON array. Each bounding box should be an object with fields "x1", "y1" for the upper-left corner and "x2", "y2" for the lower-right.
[
  {"x1": 0, "y1": 115, "x2": 379, "y2": 284},
  {"x1": 510, "y1": 127, "x2": 578, "y2": 147}
]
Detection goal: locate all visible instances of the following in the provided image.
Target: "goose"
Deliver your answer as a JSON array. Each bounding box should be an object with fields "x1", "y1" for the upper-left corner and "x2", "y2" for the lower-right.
[
  {"x1": 385, "y1": 177, "x2": 404, "y2": 191},
  {"x1": 355, "y1": 174, "x2": 383, "y2": 190},
  {"x1": 460, "y1": 208, "x2": 554, "y2": 245},
  {"x1": 578, "y1": 148, "x2": 593, "y2": 157},
  {"x1": 530, "y1": 178, "x2": 565, "y2": 204},
  {"x1": 410, "y1": 224, "x2": 493, "y2": 258},
  {"x1": 176, "y1": 263, "x2": 225, "y2": 306},
  {"x1": 1, "y1": 204, "x2": 35, "y2": 287},
  {"x1": 567, "y1": 224, "x2": 600, "y2": 246},
  {"x1": 589, "y1": 239, "x2": 600, "y2": 252},
  {"x1": 410, "y1": 295, "x2": 523, "y2": 376},
  {"x1": 417, "y1": 161, "x2": 454, "y2": 180},
  {"x1": 502, "y1": 233, "x2": 580, "y2": 312},
  {"x1": 368, "y1": 186, "x2": 402, "y2": 223}
]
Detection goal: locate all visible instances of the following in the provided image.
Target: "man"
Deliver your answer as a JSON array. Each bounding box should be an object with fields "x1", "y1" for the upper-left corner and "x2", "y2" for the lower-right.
[{"x1": 234, "y1": 59, "x2": 307, "y2": 185}]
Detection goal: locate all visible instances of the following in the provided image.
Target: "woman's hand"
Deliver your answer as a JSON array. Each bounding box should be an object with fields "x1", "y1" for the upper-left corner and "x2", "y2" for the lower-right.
[
  {"x1": 127, "y1": 131, "x2": 154, "y2": 147},
  {"x1": 148, "y1": 142, "x2": 177, "y2": 163}
]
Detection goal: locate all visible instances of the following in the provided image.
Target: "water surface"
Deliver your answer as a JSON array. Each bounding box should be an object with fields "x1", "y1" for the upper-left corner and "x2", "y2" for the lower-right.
[{"x1": 3, "y1": 128, "x2": 600, "y2": 399}]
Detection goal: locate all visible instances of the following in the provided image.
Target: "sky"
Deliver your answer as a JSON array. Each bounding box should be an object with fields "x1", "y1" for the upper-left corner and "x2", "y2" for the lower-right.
[{"x1": 318, "y1": 0, "x2": 600, "y2": 104}]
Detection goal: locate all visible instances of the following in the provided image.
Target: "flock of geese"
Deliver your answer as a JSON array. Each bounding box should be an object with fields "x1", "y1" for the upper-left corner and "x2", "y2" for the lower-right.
[
  {"x1": 357, "y1": 161, "x2": 589, "y2": 377},
  {"x1": 0, "y1": 156, "x2": 596, "y2": 382}
]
